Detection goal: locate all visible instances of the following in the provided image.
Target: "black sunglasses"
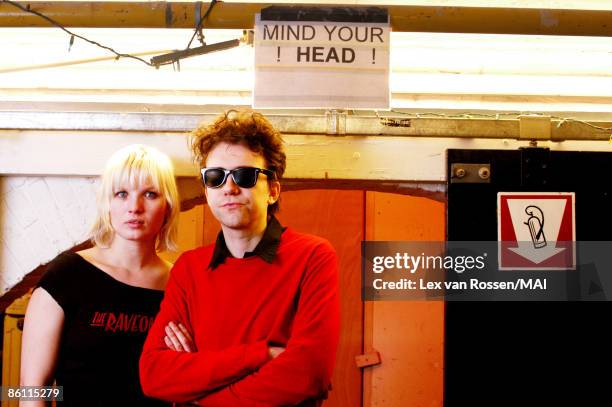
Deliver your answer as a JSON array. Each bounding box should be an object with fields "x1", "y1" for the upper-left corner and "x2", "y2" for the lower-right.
[{"x1": 200, "y1": 167, "x2": 275, "y2": 189}]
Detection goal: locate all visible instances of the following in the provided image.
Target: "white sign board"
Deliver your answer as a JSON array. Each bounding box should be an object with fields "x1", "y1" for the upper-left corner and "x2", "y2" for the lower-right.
[{"x1": 253, "y1": 9, "x2": 390, "y2": 109}]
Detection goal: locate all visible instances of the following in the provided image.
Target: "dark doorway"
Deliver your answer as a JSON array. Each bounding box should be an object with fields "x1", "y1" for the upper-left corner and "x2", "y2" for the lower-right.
[{"x1": 446, "y1": 148, "x2": 612, "y2": 406}]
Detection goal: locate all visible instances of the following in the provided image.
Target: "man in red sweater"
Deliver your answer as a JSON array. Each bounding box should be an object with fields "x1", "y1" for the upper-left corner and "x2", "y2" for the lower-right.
[{"x1": 140, "y1": 110, "x2": 340, "y2": 406}]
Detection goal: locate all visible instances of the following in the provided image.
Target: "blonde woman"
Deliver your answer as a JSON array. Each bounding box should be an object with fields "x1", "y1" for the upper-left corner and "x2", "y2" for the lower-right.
[{"x1": 20, "y1": 145, "x2": 179, "y2": 406}]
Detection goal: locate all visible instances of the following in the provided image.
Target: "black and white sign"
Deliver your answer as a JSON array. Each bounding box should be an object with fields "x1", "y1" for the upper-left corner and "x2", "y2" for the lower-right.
[{"x1": 253, "y1": 7, "x2": 390, "y2": 109}]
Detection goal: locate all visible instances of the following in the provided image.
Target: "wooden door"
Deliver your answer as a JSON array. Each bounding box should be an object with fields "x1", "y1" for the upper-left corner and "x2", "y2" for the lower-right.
[{"x1": 364, "y1": 192, "x2": 445, "y2": 407}]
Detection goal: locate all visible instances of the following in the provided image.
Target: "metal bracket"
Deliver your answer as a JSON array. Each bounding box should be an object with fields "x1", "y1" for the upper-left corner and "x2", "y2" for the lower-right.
[
  {"x1": 355, "y1": 350, "x2": 382, "y2": 368},
  {"x1": 194, "y1": 1, "x2": 205, "y2": 45},
  {"x1": 450, "y1": 163, "x2": 491, "y2": 183},
  {"x1": 519, "y1": 115, "x2": 551, "y2": 141},
  {"x1": 519, "y1": 147, "x2": 550, "y2": 187},
  {"x1": 326, "y1": 109, "x2": 347, "y2": 136},
  {"x1": 242, "y1": 29, "x2": 254, "y2": 46}
]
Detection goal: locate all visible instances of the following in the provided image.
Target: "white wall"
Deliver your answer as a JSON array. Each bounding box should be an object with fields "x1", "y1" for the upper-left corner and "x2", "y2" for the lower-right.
[{"x1": 0, "y1": 176, "x2": 97, "y2": 293}]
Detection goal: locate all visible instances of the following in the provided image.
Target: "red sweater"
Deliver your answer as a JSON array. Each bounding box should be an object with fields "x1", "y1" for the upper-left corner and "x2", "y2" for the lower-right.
[{"x1": 140, "y1": 228, "x2": 340, "y2": 406}]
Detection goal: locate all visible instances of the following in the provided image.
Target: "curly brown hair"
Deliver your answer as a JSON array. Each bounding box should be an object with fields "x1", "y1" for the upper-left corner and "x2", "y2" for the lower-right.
[{"x1": 190, "y1": 109, "x2": 286, "y2": 214}]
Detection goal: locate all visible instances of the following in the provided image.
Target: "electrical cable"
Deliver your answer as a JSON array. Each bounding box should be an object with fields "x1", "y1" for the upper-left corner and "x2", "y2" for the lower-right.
[
  {"x1": 1, "y1": 0, "x2": 222, "y2": 69},
  {"x1": 186, "y1": 0, "x2": 218, "y2": 50},
  {"x1": 1, "y1": 0, "x2": 155, "y2": 67}
]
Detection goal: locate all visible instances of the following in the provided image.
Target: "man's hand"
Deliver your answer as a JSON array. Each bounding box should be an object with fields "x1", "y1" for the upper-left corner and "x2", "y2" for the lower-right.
[
  {"x1": 268, "y1": 346, "x2": 285, "y2": 359},
  {"x1": 164, "y1": 321, "x2": 195, "y2": 352},
  {"x1": 164, "y1": 320, "x2": 284, "y2": 361}
]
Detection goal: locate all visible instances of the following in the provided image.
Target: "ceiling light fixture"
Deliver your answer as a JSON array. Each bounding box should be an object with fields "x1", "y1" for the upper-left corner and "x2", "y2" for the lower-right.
[{"x1": 150, "y1": 30, "x2": 253, "y2": 68}]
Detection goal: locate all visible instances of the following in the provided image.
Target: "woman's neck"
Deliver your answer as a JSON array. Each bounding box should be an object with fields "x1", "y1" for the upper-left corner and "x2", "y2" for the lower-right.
[{"x1": 97, "y1": 237, "x2": 160, "y2": 272}]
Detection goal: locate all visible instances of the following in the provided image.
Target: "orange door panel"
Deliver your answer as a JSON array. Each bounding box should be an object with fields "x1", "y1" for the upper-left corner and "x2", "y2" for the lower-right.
[{"x1": 364, "y1": 192, "x2": 445, "y2": 407}]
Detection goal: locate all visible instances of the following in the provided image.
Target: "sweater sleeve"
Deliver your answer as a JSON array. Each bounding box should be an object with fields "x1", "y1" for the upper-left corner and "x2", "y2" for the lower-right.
[
  {"x1": 197, "y1": 241, "x2": 341, "y2": 406},
  {"x1": 139, "y1": 252, "x2": 270, "y2": 403}
]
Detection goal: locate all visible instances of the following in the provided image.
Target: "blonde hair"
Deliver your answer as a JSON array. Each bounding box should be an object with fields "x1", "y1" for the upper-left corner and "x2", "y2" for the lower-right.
[{"x1": 89, "y1": 144, "x2": 180, "y2": 251}]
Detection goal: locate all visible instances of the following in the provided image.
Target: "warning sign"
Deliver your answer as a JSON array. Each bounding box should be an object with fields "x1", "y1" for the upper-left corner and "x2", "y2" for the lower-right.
[
  {"x1": 253, "y1": 7, "x2": 390, "y2": 109},
  {"x1": 498, "y1": 192, "x2": 576, "y2": 270}
]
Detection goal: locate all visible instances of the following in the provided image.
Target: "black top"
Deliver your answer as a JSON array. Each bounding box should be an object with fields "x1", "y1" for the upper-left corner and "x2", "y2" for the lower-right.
[
  {"x1": 37, "y1": 252, "x2": 170, "y2": 406},
  {"x1": 208, "y1": 215, "x2": 287, "y2": 270}
]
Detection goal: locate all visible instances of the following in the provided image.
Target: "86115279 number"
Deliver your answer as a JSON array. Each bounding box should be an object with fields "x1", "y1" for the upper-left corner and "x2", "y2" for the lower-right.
[{"x1": 1, "y1": 386, "x2": 63, "y2": 401}]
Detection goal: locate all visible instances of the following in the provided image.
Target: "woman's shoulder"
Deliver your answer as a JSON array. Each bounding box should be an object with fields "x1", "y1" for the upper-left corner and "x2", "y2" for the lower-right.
[
  {"x1": 39, "y1": 249, "x2": 110, "y2": 292},
  {"x1": 74, "y1": 247, "x2": 100, "y2": 267},
  {"x1": 43, "y1": 250, "x2": 90, "y2": 278},
  {"x1": 37, "y1": 250, "x2": 92, "y2": 310}
]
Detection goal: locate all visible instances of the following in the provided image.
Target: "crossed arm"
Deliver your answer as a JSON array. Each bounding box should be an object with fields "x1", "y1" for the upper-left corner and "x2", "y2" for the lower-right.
[
  {"x1": 194, "y1": 247, "x2": 340, "y2": 406},
  {"x1": 139, "y1": 259, "x2": 273, "y2": 403},
  {"x1": 164, "y1": 322, "x2": 285, "y2": 360},
  {"x1": 140, "y1": 246, "x2": 340, "y2": 406}
]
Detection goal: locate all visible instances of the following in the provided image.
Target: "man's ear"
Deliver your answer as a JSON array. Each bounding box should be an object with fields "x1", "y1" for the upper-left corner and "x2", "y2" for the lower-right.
[{"x1": 268, "y1": 180, "x2": 281, "y2": 204}]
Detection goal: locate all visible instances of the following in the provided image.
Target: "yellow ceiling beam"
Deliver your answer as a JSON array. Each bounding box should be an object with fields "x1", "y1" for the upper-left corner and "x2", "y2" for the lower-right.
[{"x1": 0, "y1": 2, "x2": 611, "y2": 36}]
